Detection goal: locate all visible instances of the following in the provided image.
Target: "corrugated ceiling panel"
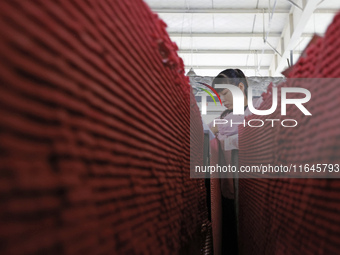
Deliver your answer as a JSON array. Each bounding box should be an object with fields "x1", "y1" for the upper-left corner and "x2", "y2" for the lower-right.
[
  {"x1": 179, "y1": 53, "x2": 272, "y2": 66},
  {"x1": 303, "y1": 13, "x2": 337, "y2": 34},
  {"x1": 185, "y1": 69, "x2": 270, "y2": 77},
  {"x1": 171, "y1": 37, "x2": 252, "y2": 50}
]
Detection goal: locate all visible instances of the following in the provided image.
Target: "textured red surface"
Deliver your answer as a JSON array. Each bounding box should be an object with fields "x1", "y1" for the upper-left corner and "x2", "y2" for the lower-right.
[
  {"x1": 0, "y1": 1, "x2": 208, "y2": 254},
  {"x1": 238, "y1": 12, "x2": 340, "y2": 255},
  {"x1": 210, "y1": 139, "x2": 222, "y2": 255}
]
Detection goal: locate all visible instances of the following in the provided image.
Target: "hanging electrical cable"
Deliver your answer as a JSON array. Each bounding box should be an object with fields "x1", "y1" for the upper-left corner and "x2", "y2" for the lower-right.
[{"x1": 257, "y1": 0, "x2": 278, "y2": 74}]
